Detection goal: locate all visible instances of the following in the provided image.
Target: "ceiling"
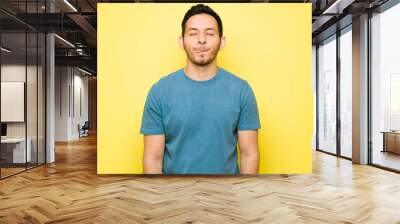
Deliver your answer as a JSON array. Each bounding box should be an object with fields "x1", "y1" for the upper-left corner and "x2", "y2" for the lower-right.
[{"x1": 0, "y1": 0, "x2": 393, "y2": 75}]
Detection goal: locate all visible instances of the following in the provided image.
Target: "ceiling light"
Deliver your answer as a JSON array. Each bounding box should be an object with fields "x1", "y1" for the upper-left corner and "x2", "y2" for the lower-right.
[
  {"x1": 54, "y1": 34, "x2": 75, "y2": 48},
  {"x1": 78, "y1": 67, "x2": 93, "y2": 76},
  {"x1": 1, "y1": 47, "x2": 11, "y2": 53},
  {"x1": 63, "y1": 0, "x2": 78, "y2": 12},
  {"x1": 322, "y1": 0, "x2": 354, "y2": 15}
]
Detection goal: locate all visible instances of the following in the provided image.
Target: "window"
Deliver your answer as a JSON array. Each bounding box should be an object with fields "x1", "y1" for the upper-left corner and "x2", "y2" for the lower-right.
[
  {"x1": 339, "y1": 27, "x2": 352, "y2": 158},
  {"x1": 371, "y1": 2, "x2": 400, "y2": 171},
  {"x1": 318, "y1": 35, "x2": 337, "y2": 154}
]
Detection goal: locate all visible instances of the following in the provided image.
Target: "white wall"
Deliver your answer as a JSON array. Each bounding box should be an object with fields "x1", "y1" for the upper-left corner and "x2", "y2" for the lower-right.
[
  {"x1": 1, "y1": 65, "x2": 26, "y2": 132},
  {"x1": 55, "y1": 67, "x2": 89, "y2": 141},
  {"x1": 55, "y1": 66, "x2": 70, "y2": 141},
  {"x1": 1, "y1": 65, "x2": 40, "y2": 138},
  {"x1": 72, "y1": 72, "x2": 89, "y2": 138}
]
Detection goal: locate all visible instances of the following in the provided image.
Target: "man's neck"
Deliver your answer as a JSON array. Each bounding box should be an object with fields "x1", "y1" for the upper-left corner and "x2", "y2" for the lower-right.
[{"x1": 184, "y1": 61, "x2": 218, "y2": 81}]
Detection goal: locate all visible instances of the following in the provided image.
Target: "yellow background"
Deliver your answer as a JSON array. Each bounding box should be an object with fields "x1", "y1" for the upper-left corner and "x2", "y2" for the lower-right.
[{"x1": 97, "y1": 3, "x2": 313, "y2": 174}]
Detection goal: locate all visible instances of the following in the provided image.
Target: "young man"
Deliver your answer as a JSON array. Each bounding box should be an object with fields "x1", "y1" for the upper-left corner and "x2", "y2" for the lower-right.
[{"x1": 141, "y1": 4, "x2": 260, "y2": 174}]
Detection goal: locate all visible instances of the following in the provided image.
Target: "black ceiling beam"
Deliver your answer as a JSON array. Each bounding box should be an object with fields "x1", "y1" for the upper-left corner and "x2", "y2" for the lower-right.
[
  {"x1": 1, "y1": 8, "x2": 93, "y2": 34},
  {"x1": 0, "y1": 18, "x2": 28, "y2": 31},
  {"x1": 55, "y1": 55, "x2": 96, "y2": 69},
  {"x1": 86, "y1": 0, "x2": 97, "y2": 12},
  {"x1": 312, "y1": 14, "x2": 352, "y2": 44},
  {"x1": 12, "y1": 13, "x2": 84, "y2": 32},
  {"x1": 100, "y1": 0, "x2": 308, "y2": 2}
]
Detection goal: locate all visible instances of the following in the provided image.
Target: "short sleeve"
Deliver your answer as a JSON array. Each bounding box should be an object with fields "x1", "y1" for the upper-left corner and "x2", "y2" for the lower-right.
[
  {"x1": 237, "y1": 81, "x2": 261, "y2": 130},
  {"x1": 140, "y1": 84, "x2": 165, "y2": 135}
]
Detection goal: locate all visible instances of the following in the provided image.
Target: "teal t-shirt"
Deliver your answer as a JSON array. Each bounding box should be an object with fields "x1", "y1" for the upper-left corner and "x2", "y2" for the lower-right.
[{"x1": 140, "y1": 67, "x2": 260, "y2": 174}]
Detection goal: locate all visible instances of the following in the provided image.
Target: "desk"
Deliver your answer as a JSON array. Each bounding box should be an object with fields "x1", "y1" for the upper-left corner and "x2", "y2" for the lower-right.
[
  {"x1": 381, "y1": 131, "x2": 400, "y2": 154},
  {"x1": 1, "y1": 138, "x2": 31, "y2": 163}
]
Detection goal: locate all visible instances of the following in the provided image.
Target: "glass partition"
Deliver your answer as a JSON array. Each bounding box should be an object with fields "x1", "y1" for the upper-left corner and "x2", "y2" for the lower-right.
[
  {"x1": 1, "y1": 31, "x2": 28, "y2": 177},
  {"x1": 0, "y1": 1, "x2": 46, "y2": 179}
]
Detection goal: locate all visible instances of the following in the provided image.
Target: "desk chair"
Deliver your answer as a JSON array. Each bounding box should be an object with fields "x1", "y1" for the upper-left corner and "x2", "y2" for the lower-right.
[{"x1": 79, "y1": 121, "x2": 90, "y2": 138}]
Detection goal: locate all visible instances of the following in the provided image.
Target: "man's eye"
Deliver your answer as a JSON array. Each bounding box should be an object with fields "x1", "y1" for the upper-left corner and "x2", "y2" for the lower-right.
[
  {"x1": 206, "y1": 33, "x2": 215, "y2": 36},
  {"x1": 188, "y1": 33, "x2": 197, "y2": 36}
]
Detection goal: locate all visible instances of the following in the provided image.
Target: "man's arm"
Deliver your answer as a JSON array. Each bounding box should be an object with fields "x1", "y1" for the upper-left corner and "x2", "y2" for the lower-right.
[
  {"x1": 238, "y1": 130, "x2": 259, "y2": 174},
  {"x1": 143, "y1": 135, "x2": 165, "y2": 174}
]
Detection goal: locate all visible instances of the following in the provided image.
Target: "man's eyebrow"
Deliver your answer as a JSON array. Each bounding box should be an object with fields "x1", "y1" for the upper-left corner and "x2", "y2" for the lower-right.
[{"x1": 186, "y1": 27, "x2": 216, "y2": 31}]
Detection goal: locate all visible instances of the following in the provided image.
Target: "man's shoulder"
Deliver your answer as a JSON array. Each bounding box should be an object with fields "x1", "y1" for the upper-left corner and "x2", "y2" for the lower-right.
[
  {"x1": 219, "y1": 68, "x2": 249, "y2": 87},
  {"x1": 153, "y1": 69, "x2": 182, "y2": 88}
]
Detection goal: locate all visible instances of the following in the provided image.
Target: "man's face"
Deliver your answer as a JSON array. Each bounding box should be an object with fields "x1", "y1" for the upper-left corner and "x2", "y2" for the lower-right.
[{"x1": 180, "y1": 13, "x2": 225, "y2": 66}]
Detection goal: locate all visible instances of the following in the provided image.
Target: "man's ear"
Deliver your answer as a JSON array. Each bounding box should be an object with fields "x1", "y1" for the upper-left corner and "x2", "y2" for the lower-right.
[
  {"x1": 219, "y1": 36, "x2": 226, "y2": 50},
  {"x1": 178, "y1": 36, "x2": 184, "y2": 49}
]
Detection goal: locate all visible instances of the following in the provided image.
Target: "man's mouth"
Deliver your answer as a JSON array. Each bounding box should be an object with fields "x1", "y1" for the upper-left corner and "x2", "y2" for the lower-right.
[{"x1": 194, "y1": 48, "x2": 209, "y2": 53}]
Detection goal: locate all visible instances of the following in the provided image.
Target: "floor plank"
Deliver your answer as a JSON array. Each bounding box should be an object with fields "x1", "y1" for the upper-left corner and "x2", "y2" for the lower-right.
[{"x1": 0, "y1": 134, "x2": 400, "y2": 223}]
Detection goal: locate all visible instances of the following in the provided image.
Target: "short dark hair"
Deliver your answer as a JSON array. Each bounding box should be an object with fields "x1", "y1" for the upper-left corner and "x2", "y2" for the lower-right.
[{"x1": 181, "y1": 4, "x2": 223, "y2": 37}]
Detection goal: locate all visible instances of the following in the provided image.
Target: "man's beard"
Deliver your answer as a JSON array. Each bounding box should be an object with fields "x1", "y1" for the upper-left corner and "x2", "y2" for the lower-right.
[{"x1": 184, "y1": 44, "x2": 220, "y2": 66}]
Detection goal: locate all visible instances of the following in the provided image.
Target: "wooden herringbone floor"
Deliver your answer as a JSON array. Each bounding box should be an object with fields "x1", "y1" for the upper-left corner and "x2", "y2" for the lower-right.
[{"x1": 1, "y1": 134, "x2": 400, "y2": 224}]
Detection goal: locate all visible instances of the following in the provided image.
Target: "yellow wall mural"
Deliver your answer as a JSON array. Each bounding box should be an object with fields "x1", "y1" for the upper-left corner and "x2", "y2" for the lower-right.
[{"x1": 97, "y1": 3, "x2": 313, "y2": 174}]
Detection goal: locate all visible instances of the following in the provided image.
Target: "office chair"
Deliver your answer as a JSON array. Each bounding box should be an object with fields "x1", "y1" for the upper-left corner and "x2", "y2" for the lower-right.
[{"x1": 79, "y1": 121, "x2": 90, "y2": 138}]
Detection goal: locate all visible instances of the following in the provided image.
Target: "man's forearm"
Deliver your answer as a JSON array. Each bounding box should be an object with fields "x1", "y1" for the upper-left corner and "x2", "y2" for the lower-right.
[
  {"x1": 143, "y1": 135, "x2": 165, "y2": 174},
  {"x1": 238, "y1": 130, "x2": 259, "y2": 174},
  {"x1": 143, "y1": 157, "x2": 163, "y2": 174},
  {"x1": 240, "y1": 152, "x2": 259, "y2": 174}
]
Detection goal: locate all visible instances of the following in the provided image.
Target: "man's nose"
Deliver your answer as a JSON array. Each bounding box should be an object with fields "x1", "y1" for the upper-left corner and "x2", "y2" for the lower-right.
[{"x1": 198, "y1": 34, "x2": 206, "y2": 44}]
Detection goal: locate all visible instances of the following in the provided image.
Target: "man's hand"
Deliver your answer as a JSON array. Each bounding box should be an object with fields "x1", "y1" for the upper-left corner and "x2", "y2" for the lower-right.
[
  {"x1": 238, "y1": 130, "x2": 259, "y2": 174},
  {"x1": 143, "y1": 135, "x2": 165, "y2": 174}
]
